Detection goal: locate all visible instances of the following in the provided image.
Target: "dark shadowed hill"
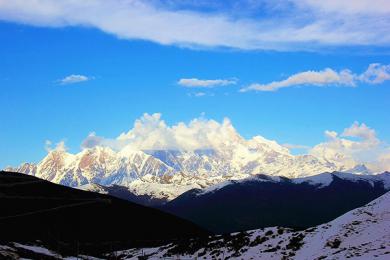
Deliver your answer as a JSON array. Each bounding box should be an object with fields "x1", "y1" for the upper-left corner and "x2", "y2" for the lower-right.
[
  {"x1": 0, "y1": 171, "x2": 209, "y2": 256},
  {"x1": 162, "y1": 172, "x2": 390, "y2": 234}
]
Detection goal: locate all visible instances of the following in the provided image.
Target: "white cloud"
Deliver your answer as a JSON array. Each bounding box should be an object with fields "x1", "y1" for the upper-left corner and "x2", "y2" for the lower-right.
[
  {"x1": 241, "y1": 68, "x2": 355, "y2": 92},
  {"x1": 59, "y1": 74, "x2": 90, "y2": 85},
  {"x1": 45, "y1": 140, "x2": 67, "y2": 152},
  {"x1": 377, "y1": 151, "x2": 390, "y2": 172},
  {"x1": 44, "y1": 140, "x2": 52, "y2": 152},
  {"x1": 0, "y1": 0, "x2": 389, "y2": 50},
  {"x1": 310, "y1": 122, "x2": 385, "y2": 170},
  {"x1": 241, "y1": 63, "x2": 390, "y2": 92},
  {"x1": 117, "y1": 113, "x2": 240, "y2": 151},
  {"x1": 358, "y1": 63, "x2": 390, "y2": 84},
  {"x1": 83, "y1": 113, "x2": 242, "y2": 151},
  {"x1": 341, "y1": 121, "x2": 379, "y2": 145},
  {"x1": 178, "y1": 78, "x2": 237, "y2": 88},
  {"x1": 294, "y1": 0, "x2": 390, "y2": 15},
  {"x1": 81, "y1": 132, "x2": 105, "y2": 149}
]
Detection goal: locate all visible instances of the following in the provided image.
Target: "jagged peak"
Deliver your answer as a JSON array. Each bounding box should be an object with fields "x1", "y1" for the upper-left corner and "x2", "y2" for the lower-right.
[{"x1": 40, "y1": 148, "x2": 75, "y2": 167}]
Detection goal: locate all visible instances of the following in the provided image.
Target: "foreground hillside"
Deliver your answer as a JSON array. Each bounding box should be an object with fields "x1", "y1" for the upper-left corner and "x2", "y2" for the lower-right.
[
  {"x1": 2, "y1": 191, "x2": 388, "y2": 259},
  {"x1": 163, "y1": 172, "x2": 390, "y2": 233},
  {"x1": 0, "y1": 171, "x2": 208, "y2": 256},
  {"x1": 112, "y1": 191, "x2": 390, "y2": 259}
]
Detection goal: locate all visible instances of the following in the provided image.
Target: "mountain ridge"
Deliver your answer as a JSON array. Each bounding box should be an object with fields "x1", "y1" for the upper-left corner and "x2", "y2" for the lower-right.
[
  {"x1": 162, "y1": 171, "x2": 390, "y2": 233},
  {"x1": 5, "y1": 136, "x2": 371, "y2": 200}
]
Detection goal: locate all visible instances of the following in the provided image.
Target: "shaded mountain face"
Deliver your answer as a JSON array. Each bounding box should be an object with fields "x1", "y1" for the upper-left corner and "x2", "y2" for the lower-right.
[
  {"x1": 0, "y1": 171, "x2": 209, "y2": 256},
  {"x1": 162, "y1": 172, "x2": 390, "y2": 234},
  {"x1": 6, "y1": 138, "x2": 366, "y2": 200},
  {"x1": 120, "y1": 191, "x2": 390, "y2": 260}
]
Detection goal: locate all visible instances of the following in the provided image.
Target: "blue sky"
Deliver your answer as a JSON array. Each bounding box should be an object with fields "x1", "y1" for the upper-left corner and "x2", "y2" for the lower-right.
[{"x1": 0, "y1": 0, "x2": 390, "y2": 169}]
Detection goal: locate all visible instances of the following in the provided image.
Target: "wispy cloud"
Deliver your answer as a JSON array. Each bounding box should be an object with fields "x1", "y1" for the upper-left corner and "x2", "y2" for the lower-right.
[
  {"x1": 241, "y1": 63, "x2": 390, "y2": 92},
  {"x1": 358, "y1": 63, "x2": 390, "y2": 84},
  {"x1": 194, "y1": 92, "x2": 206, "y2": 97},
  {"x1": 186, "y1": 92, "x2": 216, "y2": 98},
  {"x1": 44, "y1": 140, "x2": 67, "y2": 152},
  {"x1": 0, "y1": 0, "x2": 389, "y2": 51},
  {"x1": 178, "y1": 78, "x2": 237, "y2": 88},
  {"x1": 241, "y1": 69, "x2": 355, "y2": 92},
  {"x1": 59, "y1": 74, "x2": 90, "y2": 85}
]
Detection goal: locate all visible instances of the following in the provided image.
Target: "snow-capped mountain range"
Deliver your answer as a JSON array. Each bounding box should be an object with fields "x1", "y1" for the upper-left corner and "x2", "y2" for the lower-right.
[{"x1": 5, "y1": 134, "x2": 372, "y2": 200}]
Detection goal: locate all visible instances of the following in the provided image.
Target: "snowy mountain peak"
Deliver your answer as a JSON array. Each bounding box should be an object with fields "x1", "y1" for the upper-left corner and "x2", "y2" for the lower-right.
[{"x1": 248, "y1": 135, "x2": 291, "y2": 155}]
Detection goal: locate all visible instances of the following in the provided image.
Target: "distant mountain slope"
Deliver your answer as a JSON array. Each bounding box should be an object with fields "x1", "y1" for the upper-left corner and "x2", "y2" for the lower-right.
[
  {"x1": 112, "y1": 191, "x2": 390, "y2": 259},
  {"x1": 162, "y1": 172, "x2": 390, "y2": 233},
  {"x1": 0, "y1": 171, "x2": 209, "y2": 256}
]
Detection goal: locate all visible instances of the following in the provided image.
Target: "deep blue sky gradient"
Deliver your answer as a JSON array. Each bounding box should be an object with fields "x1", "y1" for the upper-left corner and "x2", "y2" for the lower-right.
[{"x1": 1, "y1": 22, "x2": 389, "y2": 168}]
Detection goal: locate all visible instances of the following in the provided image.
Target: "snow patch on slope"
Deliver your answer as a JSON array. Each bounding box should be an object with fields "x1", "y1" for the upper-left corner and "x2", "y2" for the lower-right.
[
  {"x1": 13, "y1": 243, "x2": 61, "y2": 257},
  {"x1": 293, "y1": 172, "x2": 334, "y2": 187},
  {"x1": 77, "y1": 183, "x2": 109, "y2": 194}
]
